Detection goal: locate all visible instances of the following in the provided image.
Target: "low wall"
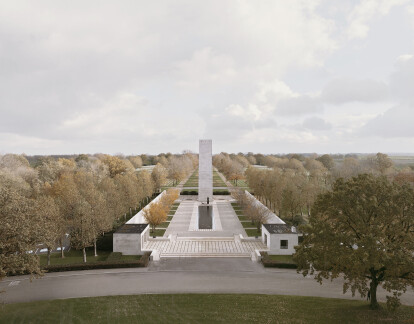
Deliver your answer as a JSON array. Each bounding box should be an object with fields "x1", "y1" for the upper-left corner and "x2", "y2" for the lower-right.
[
  {"x1": 113, "y1": 233, "x2": 143, "y2": 255},
  {"x1": 127, "y1": 191, "x2": 167, "y2": 224},
  {"x1": 245, "y1": 191, "x2": 285, "y2": 224}
]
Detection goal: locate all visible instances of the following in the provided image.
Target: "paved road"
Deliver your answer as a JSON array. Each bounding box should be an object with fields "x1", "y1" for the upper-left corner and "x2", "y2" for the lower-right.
[{"x1": 1, "y1": 258, "x2": 414, "y2": 305}]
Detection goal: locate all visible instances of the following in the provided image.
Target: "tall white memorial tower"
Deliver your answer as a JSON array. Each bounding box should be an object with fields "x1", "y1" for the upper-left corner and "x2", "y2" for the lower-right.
[{"x1": 198, "y1": 139, "x2": 213, "y2": 202}]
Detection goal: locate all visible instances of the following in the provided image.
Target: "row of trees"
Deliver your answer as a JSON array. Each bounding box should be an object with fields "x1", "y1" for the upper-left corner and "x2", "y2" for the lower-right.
[
  {"x1": 231, "y1": 189, "x2": 271, "y2": 234},
  {"x1": 143, "y1": 189, "x2": 180, "y2": 234},
  {"x1": 244, "y1": 153, "x2": 414, "y2": 225},
  {"x1": 0, "y1": 152, "x2": 195, "y2": 281}
]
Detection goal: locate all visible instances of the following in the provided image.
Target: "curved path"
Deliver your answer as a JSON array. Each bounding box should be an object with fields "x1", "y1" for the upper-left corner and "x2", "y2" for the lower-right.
[{"x1": 1, "y1": 258, "x2": 414, "y2": 305}]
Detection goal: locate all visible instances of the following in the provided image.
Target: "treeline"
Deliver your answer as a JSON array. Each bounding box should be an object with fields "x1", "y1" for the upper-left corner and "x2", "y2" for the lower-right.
[
  {"x1": 244, "y1": 153, "x2": 414, "y2": 226},
  {"x1": 0, "y1": 153, "x2": 196, "y2": 281},
  {"x1": 25, "y1": 152, "x2": 194, "y2": 168}
]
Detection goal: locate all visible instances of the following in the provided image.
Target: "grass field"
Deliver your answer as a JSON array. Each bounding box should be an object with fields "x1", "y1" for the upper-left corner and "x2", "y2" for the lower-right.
[
  {"x1": 213, "y1": 171, "x2": 227, "y2": 187},
  {"x1": 39, "y1": 250, "x2": 112, "y2": 266},
  {"x1": 1, "y1": 294, "x2": 413, "y2": 323},
  {"x1": 183, "y1": 170, "x2": 199, "y2": 187}
]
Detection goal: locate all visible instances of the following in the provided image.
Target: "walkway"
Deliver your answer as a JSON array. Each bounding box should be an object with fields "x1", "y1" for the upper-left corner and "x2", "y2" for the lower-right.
[{"x1": 2, "y1": 260, "x2": 414, "y2": 305}]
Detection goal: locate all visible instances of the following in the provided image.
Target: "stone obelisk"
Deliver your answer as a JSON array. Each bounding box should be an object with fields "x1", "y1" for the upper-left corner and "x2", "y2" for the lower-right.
[{"x1": 198, "y1": 139, "x2": 213, "y2": 203}]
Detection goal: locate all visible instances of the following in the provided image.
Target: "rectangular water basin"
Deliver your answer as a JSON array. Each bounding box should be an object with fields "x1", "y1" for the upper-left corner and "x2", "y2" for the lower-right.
[{"x1": 198, "y1": 205, "x2": 213, "y2": 229}]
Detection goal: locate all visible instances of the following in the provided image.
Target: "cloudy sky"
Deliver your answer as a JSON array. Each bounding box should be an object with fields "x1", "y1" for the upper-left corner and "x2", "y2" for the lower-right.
[{"x1": 1, "y1": 1, "x2": 414, "y2": 155}]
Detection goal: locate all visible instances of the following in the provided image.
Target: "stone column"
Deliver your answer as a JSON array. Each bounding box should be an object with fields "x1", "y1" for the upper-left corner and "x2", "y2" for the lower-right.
[{"x1": 198, "y1": 139, "x2": 213, "y2": 202}]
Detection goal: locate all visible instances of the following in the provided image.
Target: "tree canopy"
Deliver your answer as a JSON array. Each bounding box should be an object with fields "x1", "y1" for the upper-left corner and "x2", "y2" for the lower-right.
[{"x1": 294, "y1": 174, "x2": 414, "y2": 310}]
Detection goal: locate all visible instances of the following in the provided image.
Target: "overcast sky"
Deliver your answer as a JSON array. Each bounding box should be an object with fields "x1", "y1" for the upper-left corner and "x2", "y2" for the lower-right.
[{"x1": 1, "y1": 1, "x2": 414, "y2": 155}]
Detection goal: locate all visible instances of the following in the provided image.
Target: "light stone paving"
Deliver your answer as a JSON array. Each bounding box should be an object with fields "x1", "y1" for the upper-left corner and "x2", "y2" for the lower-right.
[
  {"x1": 143, "y1": 238, "x2": 267, "y2": 257},
  {"x1": 151, "y1": 197, "x2": 263, "y2": 258}
]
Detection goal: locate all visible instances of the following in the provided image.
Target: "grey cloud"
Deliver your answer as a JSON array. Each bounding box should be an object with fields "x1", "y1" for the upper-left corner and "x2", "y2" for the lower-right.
[
  {"x1": 302, "y1": 116, "x2": 332, "y2": 131},
  {"x1": 390, "y1": 56, "x2": 414, "y2": 104},
  {"x1": 321, "y1": 77, "x2": 389, "y2": 104},
  {"x1": 276, "y1": 95, "x2": 323, "y2": 116},
  {"x1": 359, "y1": 104, "x2": 414, "y2": 138}
]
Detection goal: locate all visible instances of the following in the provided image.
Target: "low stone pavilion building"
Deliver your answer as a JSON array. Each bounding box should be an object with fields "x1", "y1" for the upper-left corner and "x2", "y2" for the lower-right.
[
  {"x1": 113, "y1": 224, "x2": 149, "y2": 255},
  {"x1": 262, "y1": 224, "x2": 302, "y2": 255}
]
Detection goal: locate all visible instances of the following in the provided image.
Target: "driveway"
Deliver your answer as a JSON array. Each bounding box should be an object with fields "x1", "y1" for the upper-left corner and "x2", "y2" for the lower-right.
[{"x1": 1, "y1": 258, "x2": 414, "y2": 305}]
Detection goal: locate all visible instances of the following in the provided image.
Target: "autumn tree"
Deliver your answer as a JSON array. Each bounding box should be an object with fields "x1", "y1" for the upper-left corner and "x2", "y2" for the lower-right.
[
  {"x1": 294, "y1": 174, "x2": 414, "y2": 310},
  {"x1": 151, "y1": 163, "x2": 168, "y2": 191},
  {"x1": 128, "y1": 156, "x2": 143, "y2": 169},
  {"x1": 143, "y1": 201, "x2": 167, "y2": 234},
  {"x1": 245, "y1": 196, "x2": 271, "y2": 234},
  {"x1": 316, "y1": 154, "x2": 335, "y2": 171},
  {"x1": 70, "y1": 198, "x2": 96, "y2": 263},
  {"x1": 101, "y1": 155, "x2": 128, "y2": 177},
  {"x1": 34, "y1": 194, "x2": 62, "y2": 265},
  {"x1": 0, "y1": 172, "x2": 43, "y2": 280}
]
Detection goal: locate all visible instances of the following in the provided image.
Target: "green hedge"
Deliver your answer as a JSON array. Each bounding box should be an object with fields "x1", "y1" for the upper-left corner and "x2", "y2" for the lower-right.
[
  {"x1": 181, "y1": 190, "x2": 198, "y2": 195},
  {"x1": 260, "y1": 252, "x2": 297, "y2": 269},
  {"x1": 42, "y1": 252, "x2": 150, "y2": 273},
  {"x1": 213, "y1": 190, "x2": 230, "y2": 195}
]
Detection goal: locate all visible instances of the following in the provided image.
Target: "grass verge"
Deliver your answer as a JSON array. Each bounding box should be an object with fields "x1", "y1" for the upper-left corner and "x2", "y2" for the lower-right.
[{"x1": 1, "y1": 294, "x2": 413, "y2": 323}]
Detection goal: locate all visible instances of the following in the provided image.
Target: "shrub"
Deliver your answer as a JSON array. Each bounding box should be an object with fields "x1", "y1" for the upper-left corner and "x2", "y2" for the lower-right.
[
  {"x1": 213, "y1": 190, "x2": 230, "y2": 195},
  {"x1": 42, "y1": 252, "x2": 151, "y2": 273},
  {"x1": 260, "y1": 252, "x2": 297, "y2": 269},
  {"x1": 181, "y1": 190, "x2": 198, "y2": 195}
]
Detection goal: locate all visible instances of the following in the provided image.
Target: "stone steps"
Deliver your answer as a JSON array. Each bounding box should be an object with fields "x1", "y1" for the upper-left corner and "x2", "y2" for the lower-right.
[{"x1": 160, "y1": 252, "x2": 251, "y2": 258}]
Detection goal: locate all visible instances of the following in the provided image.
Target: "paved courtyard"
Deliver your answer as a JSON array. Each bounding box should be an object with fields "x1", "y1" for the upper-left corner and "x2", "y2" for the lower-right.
[{"x1": 148, "y1": 195, "x2": 267, "y2": 258}]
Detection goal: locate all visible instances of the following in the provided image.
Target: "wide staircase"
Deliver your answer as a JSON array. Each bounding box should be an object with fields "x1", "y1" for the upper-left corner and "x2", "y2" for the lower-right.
[{"x1": 143, "y1": 236, "x2": 267, "y2": 258}]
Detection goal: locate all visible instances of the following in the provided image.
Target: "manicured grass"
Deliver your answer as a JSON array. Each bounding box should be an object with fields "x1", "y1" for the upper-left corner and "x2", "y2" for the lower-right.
[
  {"x1": 39, "y1": 249, "x2": 111, "y2": 266},
  {"x1": 148, "y1": 229, "x2": 166, "y2": 237},
  {"x1": 157, "y1": 222, "x2": 170, "y2": 228},
  {"x1": 1, "y1": 294, "x2": 413, "y2": 323},
  {"x1": 183, "y1": 170, "x2": 199, "y2": 187},
  {"x1": 231, "y1": 202, "x2": 240, "y2": 207},
  {"x1": 234, "y1": 209, "x2": 244, "y2": 216},
  {"x1": 241, "y1": 221, "x2": 256, "y2": 229},
  {"x1": 238, "y1": 216, "x2": 249, "y2": 221},
  {"x1": 167, "y1": 216, "x2": 173, "y2": 221},
  {"x1": 245, "y1": 228, "x2": 261, "y2": 237}
]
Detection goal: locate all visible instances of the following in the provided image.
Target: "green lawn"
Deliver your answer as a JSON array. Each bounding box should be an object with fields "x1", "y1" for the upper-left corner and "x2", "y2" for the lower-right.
[
  {"x1": 39, "y1": 249, "x2": 111, "y2": 266},
  {"x1": 245, "y1": 228, "x2": 261, "y2": 237},
  {"x1": 238, "y1": 216, "x2": 249, "y2": 221},
  {"x1": 241, "y1": 221, "x2": 256, "y2": 229},
  {"x1": 148, "y1": 229, "x2": 166, "y2": 237},
  {"x1": 167, "y1": 216, "x2": 173, "y2": 221},
  {"x1": 157, "y1": 222, "x2": 170, "y2": 228},
  {"x1": 1, "y1": 294, "x2": 412, "y2": 323},
  {"x1": 232, "y1": 179, "x2": 249, "y2": 187},
  {"x1": 183, "y1": 170, "x2": 199, "y2": 187}
]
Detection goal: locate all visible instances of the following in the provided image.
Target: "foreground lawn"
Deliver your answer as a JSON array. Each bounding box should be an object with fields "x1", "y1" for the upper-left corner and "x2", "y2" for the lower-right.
[
  {"x1": 1, "y1": 294, "x2": 413, "y2": 323},
  {"x1": 39, "y1": 250, "x2": 111, "y2": 266}
]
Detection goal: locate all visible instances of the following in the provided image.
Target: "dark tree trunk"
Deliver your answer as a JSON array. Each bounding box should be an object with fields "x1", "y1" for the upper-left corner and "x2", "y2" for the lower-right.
[
  {"x1": 60, "y1": 238, "x2": 65, "y2": 258},
  {"x1": 94, "y1": 239, "x2": 98, "y2": 257},
  {"x1": 369, "y1": 279, "x2": 379, "y2": 309},
  {"x1": 47, "y1": 248, "x2": 51, "y2": 266}
]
